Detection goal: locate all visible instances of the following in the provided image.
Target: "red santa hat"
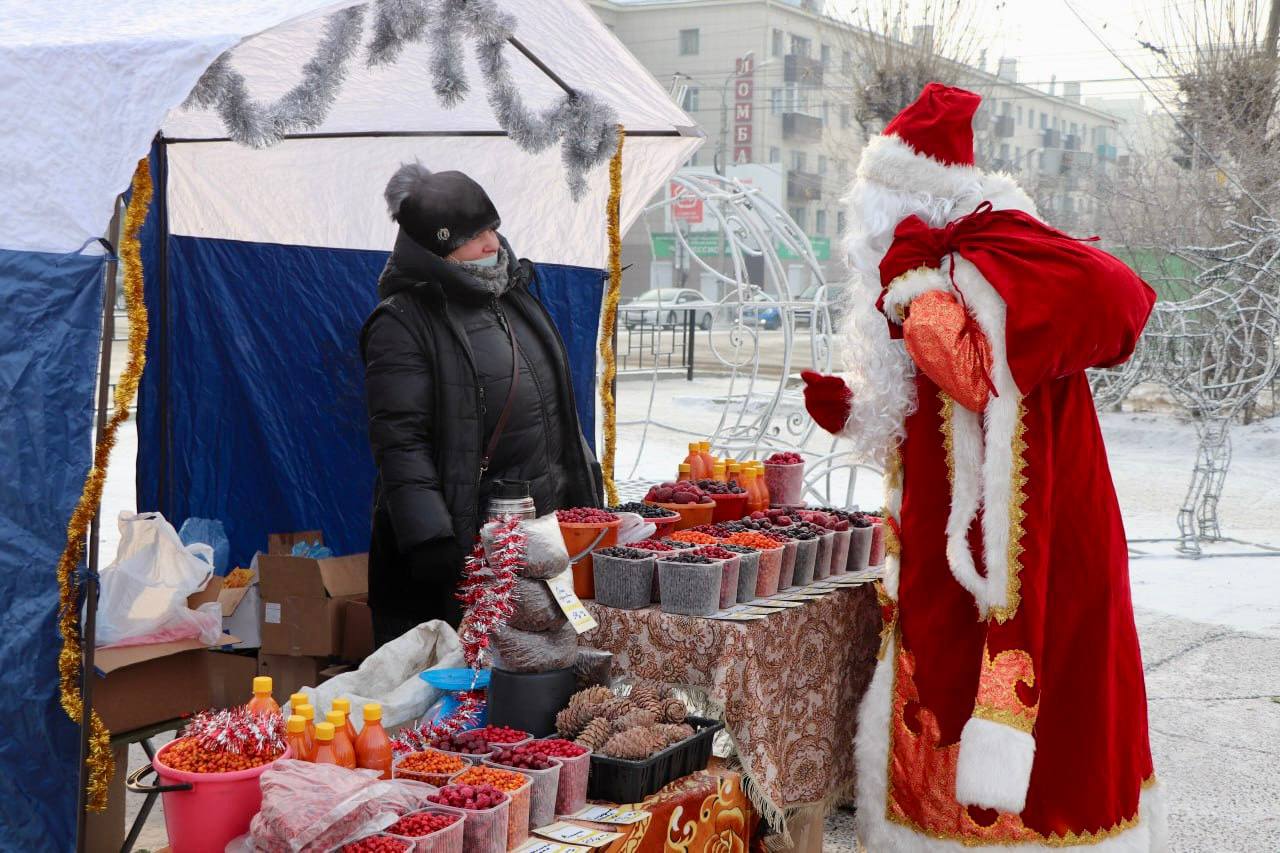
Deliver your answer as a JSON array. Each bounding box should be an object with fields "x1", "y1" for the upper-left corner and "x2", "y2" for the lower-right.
[{"x1": 856, "y1": 82, "x2": 984, "y2": 199}]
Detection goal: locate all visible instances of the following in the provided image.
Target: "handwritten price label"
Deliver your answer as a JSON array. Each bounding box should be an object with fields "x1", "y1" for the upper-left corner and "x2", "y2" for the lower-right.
[{"x1": 546, "y1": 569, "x2": 598, "y2": 634}]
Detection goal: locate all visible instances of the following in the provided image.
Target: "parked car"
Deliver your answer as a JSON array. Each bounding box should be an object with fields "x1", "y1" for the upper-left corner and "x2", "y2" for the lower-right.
[
  {"x1": 739, "y1": 292, "x2": 782, "y2": 330},
  {"x1": 793, "y1": 283, "x2": 848, "y2": 329},
  {"x1": 621, "y1": 288, "x2": 714, "y2": 330}
]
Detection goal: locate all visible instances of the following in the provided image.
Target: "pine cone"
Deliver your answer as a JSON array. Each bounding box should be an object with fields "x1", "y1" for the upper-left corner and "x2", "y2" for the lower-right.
[
  {"x1": 628, "y1": 682, "x2": 660, "y2": 708},
  {"x1": 575, "y1": 717, "x2": 613, "y2": 752},
  {"x1": 601, "y1": 726, "x2": 666, "y2": 760},
  {"x1": 569, "y1": 685, "x2": 614, "y2": 710},
  {"x1": 599, "y1": 697, "x2": 636, "y2": 721},
  {"x1": 615, "y1": 708, "x2": 658, "y2": 730},
  {"x1": 556, "y1": 704, "x2": 596, "y2": 738},
  {"x1": 654, "y1": 723, "x2": 695, "y2": 746},
  {"x1": 659, "y1": 697, "x2": 688, "y2": 724}
]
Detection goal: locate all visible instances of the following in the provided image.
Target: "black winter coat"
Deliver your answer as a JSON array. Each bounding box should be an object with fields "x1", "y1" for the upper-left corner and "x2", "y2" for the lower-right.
[{"x1": 361, "y1": 232, "x2": 602, "y2": 638}]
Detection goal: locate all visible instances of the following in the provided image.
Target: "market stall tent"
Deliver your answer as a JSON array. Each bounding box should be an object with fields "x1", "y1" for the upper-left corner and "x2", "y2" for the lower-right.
[{"x1": 0, "y1": 1, "x2": 698, "y2": 847}]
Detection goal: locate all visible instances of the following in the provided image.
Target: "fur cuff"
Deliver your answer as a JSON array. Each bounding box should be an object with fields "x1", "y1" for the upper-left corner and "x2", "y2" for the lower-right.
[
  {"x1": 955, "y1": 716, "x2": 1035, "y2": 813},
  {"x1": 881, "y1": 266, "x2": 950, "y2": 325}
]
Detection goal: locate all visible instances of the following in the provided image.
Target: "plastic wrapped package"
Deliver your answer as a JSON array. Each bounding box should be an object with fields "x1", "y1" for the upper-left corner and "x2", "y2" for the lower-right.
[
  {"x1": 177, "y1": 517, "x2": 230, "y2": 576},
  {"x1": 507, "y1": 579, "x2": 566, "y2": 633},
  {"x1": 249, "y1": 759, "x2": 435, "y2": 852},
  {"x1": 491, "y1": 622, "x2": 578, "y2": 674},
  {"x1": 483, "y1": 514, "x2": 568, "y2": 580},
  {"x1": 573, "y1": 647, "x2": 614, "y2": 690}
]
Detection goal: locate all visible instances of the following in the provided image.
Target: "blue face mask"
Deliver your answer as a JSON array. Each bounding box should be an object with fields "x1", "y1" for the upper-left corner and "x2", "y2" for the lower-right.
[{"x1": 467, "y1": 252, "x2": 500, "y2": 268}]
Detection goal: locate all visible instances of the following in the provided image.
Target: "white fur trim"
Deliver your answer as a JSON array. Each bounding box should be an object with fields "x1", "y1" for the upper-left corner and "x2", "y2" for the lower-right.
[
  {"x1": 858, "y1": 133, "x2": 984, "y2": 201},
  {"x1": 978, "y1": 172, "x2": 1040, "y2": 217},
  {"x1": 955, "y1": 717, "x2": 1036, "y2": 813},
  {"x1": 882, "y1": 266, "x2": 952, "y2": 325},
  {"x1": 948, "y1": 255, "x2": 1022, "y2": 616},
  {"x1": 855, "y1": 638, "x2": 1168, "y2": 851},
  {"x1": 945, "y1": 402, "x2": 988, "y2": 612}
]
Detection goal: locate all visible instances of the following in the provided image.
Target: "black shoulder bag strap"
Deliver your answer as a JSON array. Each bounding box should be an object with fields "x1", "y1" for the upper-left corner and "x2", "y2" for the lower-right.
[{"x1": 479, "y1": 314, "x2": 521, "y2": 476}]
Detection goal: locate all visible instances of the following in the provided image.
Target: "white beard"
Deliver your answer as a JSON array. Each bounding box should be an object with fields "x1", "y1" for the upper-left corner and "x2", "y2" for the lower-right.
[{"x1": 834, "y1": 175, "x2": 983, "y2": 467}]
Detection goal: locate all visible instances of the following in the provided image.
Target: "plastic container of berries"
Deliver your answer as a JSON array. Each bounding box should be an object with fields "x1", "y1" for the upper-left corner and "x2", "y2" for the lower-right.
[
  {"x1": 449, "y1": 768, "x2": 531, "y2": 850},
  {"x1": 484, "y1": 753, "x2": 561, "y2": 831},
  {"x1": 610, "y1": 503, "x2": 681, "y2": 540},
  {"x1": 695, "y1": 547, "x2": 741, "y2": 610},
  {"x1": 656, "y1": 555, "x2": 724, "y2": 617},
  {"x1": 829, "y1": 527, "x2": 851, "y2": 575},
  {"x1": 590, "y1": 547, "x2": 656, "y2": 610},
  {"x1": 393, "y1": 749, "x2": 471, "y2": 786},
  {"x1": 788, "y1": 535, "x2": 818, "y2": 586},
  {"x1": 762, "y1": 452, "x2": 806, "y2": 507},
  {"x1": 531, "y1": 739, "x2": 592, "y2": 816},
  {"x1": 383, "y1": 809, "x2": 465, "y2": 853},
  {"x1": 866, "y1": 517, "x2": 886, "y2": 566},
  {"x1": 707, "y1": 492, "x2": 749, "y2": 523},
  {"x1": 847, "y1": 520, "x2": 873, "y2": 571},
  {"x1": 425, "y1": 785, "x2": 511, "y2": 853},
  {"x1": 813, "y1": 530, "x2": 834, "y2": 581},
  {"x1": 338, "y1": 832, "x2": 417, "y2": 852},
  {"x1": 717, "y1": 545, "x2": 760, "y2": 604},
  {"x1": 557, "y1": 508, "x2": 622, "y2": 599}
]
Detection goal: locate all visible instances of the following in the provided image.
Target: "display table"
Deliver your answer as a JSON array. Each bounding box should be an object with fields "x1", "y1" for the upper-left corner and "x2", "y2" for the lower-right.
[
  {"x1": 584, "y1": 580, "x2": 881, "y2": 835},
  {"x1": 597, "y1": 768, "x2": 756, "y2": 852}
]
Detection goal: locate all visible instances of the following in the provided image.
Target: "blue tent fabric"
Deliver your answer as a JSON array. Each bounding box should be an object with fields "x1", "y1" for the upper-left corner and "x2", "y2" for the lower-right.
[
  {"x1": 137, "y1": 226, "x2": 603, "y2": 568},
  {"x1": 0, "y1": 247, "x2": 103, "y2": 852}
]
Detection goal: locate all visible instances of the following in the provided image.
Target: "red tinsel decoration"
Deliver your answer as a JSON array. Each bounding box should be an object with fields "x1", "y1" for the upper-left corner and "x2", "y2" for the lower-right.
[
  {"x1": 391, "y1": 690, "x2": 487, "y2": 754},
  {"x1": 456, "y1": 518, "x2": 524, "y2": 668},
  {"x1": 183, "y1": 707, "x2": 287, "y2": 759}
]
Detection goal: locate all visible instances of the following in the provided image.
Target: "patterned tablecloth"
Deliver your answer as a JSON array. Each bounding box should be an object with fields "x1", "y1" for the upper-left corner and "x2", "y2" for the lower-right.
[
  {"x1": 584, "y1": 582, "x2": 881, "y2": 830},
  {"x1": 601, "y1": 769, "x2": 756, "y2": 853}
]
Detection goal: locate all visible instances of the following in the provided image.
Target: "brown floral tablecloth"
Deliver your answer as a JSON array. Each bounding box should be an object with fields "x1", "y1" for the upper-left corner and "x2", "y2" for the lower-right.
[{"x1": 584, "y1": 583, "x2": 881, "y2": 829}]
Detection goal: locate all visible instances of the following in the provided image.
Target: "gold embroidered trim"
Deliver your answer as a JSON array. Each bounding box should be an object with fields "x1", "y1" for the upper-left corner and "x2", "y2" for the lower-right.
[
  {"x1": 972, "y1": 705, "x2": 1036, "y2": 734},
  {"x1": 884, "y1": 521, "x2": 902, "y2": 559},
  {"x1": 875, "y1": 581, "x2": 896, "y2": 660},
  {"x1": 990, "y1": 402, "x2": 1029, "y2": 624},
  {"x1": 885, "y1": 448, "x2": 903, "y2": 493},
  {"x1": 938, "y1": 390, "x2": 956, "y2": 488}
]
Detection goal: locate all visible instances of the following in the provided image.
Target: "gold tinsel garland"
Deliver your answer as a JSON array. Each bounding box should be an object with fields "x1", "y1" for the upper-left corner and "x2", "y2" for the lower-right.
[
  {"x1": 598, "y1": 124, "x2": 625, "y2": 506},
  {"x1": 56, "y1": 157, "x2": 152, "y2": 812}
]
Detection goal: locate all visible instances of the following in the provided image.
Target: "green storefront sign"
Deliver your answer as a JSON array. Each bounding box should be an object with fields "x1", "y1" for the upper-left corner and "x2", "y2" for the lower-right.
[{"x1": 652, "y1": 233, "x2": 831, "y2": 262}]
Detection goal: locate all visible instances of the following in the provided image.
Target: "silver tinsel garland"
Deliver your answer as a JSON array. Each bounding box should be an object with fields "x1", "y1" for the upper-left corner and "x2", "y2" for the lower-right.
[{"x1": 184, "y1": 0, "x2": 619, "y2": 200}]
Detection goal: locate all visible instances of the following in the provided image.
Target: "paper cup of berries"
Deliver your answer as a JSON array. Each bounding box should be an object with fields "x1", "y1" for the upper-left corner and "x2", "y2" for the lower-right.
[
  {"x1": 557, "y1": 508, "x2": 621, "y2": 599},
  {"x1": 451, "y1": 766, "x2": 532, "y2": 850},
  {"x1": 426, "y1": 783, "x2": 511, "y2": 853},
  {"x1": 643, "y1": 482, "x2": 716, "y2": 530},
  {"x1": 694, "y1": 546, "x2": 741, "y2": 609},
  {"x1": 486, "y1": 744, "x2": 562, "y2": 830},
  {"x1": 609, "y1": 502, "x2": 681, "y2": 539},
  {"x1": 532, "y1": 738, "x2": 591, "y2": 816},
  {"x1": 763, "y1": 452, "x2": 806, "y2": 507},
  {"x1": 717, "y1": 544, "x2": 760, "y2": 603},
  {"x1": 383, "y1": 809, "x2": 464, "y2": 853},
  {"x1": 591, "y1": 547, "x2": 656, "y2": 610},
  {"x1": 394, "y1": 749, "x2": 469, "y2": 787},
  {"x1": 340, "y1": 833, "x2": 416, "y2": 853},
  {"x1": 657, "y1": 553, "x2": 724, "y2": 617}
]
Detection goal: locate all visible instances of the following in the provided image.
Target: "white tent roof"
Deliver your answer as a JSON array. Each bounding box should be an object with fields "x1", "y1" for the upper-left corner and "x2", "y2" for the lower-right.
[{"x1": 1, "y1": 0, "x2": 700, "y2": 266}]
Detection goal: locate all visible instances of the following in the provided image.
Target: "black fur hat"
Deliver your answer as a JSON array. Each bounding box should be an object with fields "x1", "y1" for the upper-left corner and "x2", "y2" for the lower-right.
[{"x1": 384, "y1": 162, "x2": 501, "y2": 257}]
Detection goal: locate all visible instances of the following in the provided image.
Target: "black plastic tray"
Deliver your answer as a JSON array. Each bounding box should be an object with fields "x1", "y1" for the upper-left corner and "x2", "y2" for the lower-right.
[{"x1": 586, "y1": 715, "x2": 724, "y2": 803}]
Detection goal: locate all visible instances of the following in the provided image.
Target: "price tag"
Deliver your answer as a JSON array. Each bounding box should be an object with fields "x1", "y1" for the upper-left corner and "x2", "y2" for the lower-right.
[
  {"x1": 535, "y1": 822, "x2": 623, "y2": 847},
  {"x1": 546, "y1": 570, "x2": 597, "y2": 634},
  {"x1": 512, "y1": 839, "x2": 592, "y2": 853},
  {"x1": 570, "y1": 804, "x2": 651, "y2": 825},
  {"x1": 263, "y1": 602, "x2": 281, "y2": 624}
]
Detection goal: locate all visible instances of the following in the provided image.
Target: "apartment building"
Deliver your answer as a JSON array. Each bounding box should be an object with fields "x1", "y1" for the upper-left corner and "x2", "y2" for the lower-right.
[{"x1": 590, "y1": 0, "x2": 1125, "y2": 295}]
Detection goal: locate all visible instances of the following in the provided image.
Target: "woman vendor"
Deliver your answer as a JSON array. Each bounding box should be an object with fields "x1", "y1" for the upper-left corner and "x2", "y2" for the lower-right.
[{"x1": 362, "y1": 163, "x2": 602, "y2": 646}]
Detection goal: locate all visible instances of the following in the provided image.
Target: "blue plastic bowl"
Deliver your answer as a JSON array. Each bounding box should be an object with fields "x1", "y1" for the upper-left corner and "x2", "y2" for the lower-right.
[{"x1": 420, "y1": 668, "x2": 491, "y2": 729}]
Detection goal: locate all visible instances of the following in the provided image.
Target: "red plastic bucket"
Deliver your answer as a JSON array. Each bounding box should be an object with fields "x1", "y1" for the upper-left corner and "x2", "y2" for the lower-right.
[{"x1": 151, "y1": 738, "x2": 289, "y2": 853}]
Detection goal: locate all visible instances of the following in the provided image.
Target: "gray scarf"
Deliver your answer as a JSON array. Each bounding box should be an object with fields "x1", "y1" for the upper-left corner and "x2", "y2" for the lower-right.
[{"x1": 457, "y1": 248, "x2": 512, "y2": 297}]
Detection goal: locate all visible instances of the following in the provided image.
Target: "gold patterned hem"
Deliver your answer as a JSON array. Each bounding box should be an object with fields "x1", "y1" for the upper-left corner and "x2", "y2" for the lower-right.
[
  {"x1": 939, "y1": 390, "x2": 956, "y2": 489},
  {"x1": 972, "y1": 705, "x2": 1036, "y2": 734},
  {"x1": 990, "y1": 402, "x2": 1029, "y2": 624}
]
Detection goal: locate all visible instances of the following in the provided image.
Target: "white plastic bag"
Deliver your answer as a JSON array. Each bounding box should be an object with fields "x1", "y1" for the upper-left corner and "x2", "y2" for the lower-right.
[
  {"x1": 95, "y1": 511, "x2": 217, "y2": 647},
  {"x1": 614, "y1": 512, "x2": 657, "y2": 545}
]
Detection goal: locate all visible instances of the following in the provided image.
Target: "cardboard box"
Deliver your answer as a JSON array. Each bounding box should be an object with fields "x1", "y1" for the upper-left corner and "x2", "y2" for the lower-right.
[
  {"x1": 257, "y1": 532, "x2": 368, "y2": 657},
  {"x1": 257, "y1": 652, "x2": 326, "y2": 705},
  {"x1": 83, "y1": 743, "x2": 127, "y2": 853},
  {"x1": 188, "y1": 574, "x2": 262, "y2": 650},
  {"x1": 206, "y1": 650, "x2": 260, "y2": 708},
  {"x1": 93, "y1": 639, "x2": 239, "y2": 733},
  {"x1": 341, "y1": 595, "x2": 374, "y2": 663}
]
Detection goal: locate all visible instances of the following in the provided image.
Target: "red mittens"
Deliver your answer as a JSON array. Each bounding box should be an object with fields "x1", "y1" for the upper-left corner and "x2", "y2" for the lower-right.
[{"x1": 801, "y1": 371, "x2": 853, "y2": 435}]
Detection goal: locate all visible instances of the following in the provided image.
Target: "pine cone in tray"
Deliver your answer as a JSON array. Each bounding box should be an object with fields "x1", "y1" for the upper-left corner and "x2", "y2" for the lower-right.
[
  {"x1": 568, "y1": 685, "x2": 615, "y2": 710},
  {"x1": 601, "y1": 726, "x2": 667, "y2": 760},
  {"x1": 555, "y1": 703, "x2": 596, "y2": 738},
  {"x1": 575, "y1": 717, "x2": 614, "y2": 752},
  {"x1": 598, "y1": 696, "x2": 636, "y2": 721},
  {"x1": 614, "y1": 708, "x2": 658, "y2": 731},
  {"x1": 627, "y1": 682, "x2": 660, "y2": 708},
  {"x1": 659, "y1": 696, "x2": 688, "y2": 724},
  {"x1": 654, "y1": 722, "x2": 695, "y2": 746}
]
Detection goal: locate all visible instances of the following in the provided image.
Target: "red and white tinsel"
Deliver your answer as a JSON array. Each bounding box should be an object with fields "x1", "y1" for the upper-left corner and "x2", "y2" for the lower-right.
[
  {"x1": 455, "y1": 517, "x2": 524, "y2": 668},
  {"x1": 184, "y1": 707, "x2": 287, "y2": 759},
  {"x1": 390, "y1": 690, "x2": 487, "y2": 755}
]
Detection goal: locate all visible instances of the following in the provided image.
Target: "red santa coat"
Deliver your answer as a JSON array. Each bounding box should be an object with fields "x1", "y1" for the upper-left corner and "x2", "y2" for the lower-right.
[{"x1": 853, "y1": 203, "x2": 1167, "y2": 851}]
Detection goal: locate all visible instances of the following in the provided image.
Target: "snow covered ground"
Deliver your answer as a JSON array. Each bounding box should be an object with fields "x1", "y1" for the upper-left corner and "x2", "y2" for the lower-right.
[{"x1": 104, "y1": 376, "x2": 1279, "y2": 851}]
